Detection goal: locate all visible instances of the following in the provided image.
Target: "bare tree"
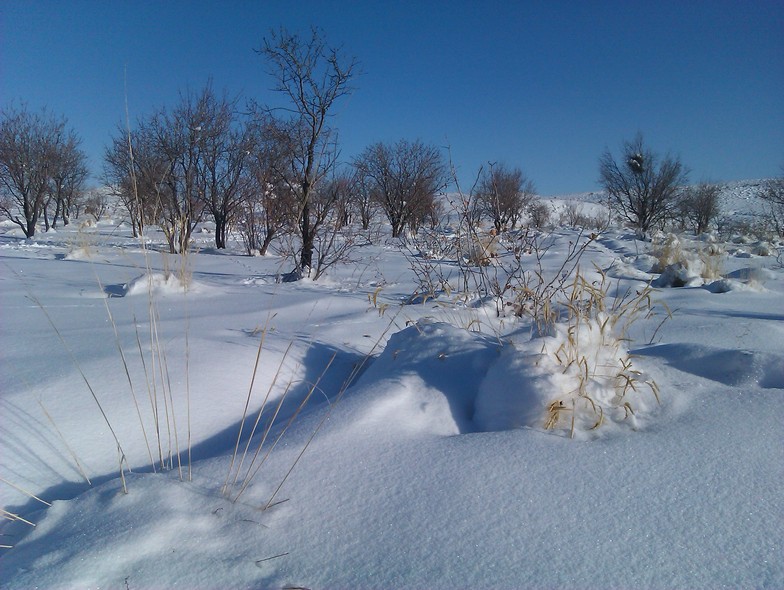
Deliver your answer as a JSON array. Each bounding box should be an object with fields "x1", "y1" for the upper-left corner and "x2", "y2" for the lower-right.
[
  {"x1": 354, "y1": 139, "x2": 448, "y2": 238},
  {"x1": 308, "y1": 170, "x2": 359, "y2": 279},
  {"x1": 237, "y1": 114, "x2": 297, "y2": 255},
  {"x1": 599, "y1": 133, "x2": 688, "y2": 236},
  {"x1": 154, "y1": 105, "x2": 200, "y2": 253},
  {"x1": 679, "y1": 181, "x2": 721, "y2": 234},
  {"x1": 104, "y1": 122, "x2": 165, "y2": 238},
  {"x1": 107, "y1": 96, "x2": 207, "y2": 254},
  {"x1": 238, "y1": 178, "x2": 294, "y2": 256},
  {"x1": 257, "y1": 27, "x2": 358, "y2": 276},
  {"x1": 349, "y1": 172, "x2": 379, "y2": 231},
  {"x1": 528, "y1": 199, "x2": 551, "y2": 229},
  {"x1": 84, "y1": 188, "x2": 109, "y2": 221},
  {"x1": 760, "y1": 168, "x2": 784, "y2": 237},
  {"x1": 476, "y1": 163, "x2": 536, "y2": 232},
  {"x1": 0, "y1": 105, "x2": 78, "y2": 237},
  {"x1": 193, "y1": 85, "x2": 255, "y2": 249},
  {"x1": 42, "y1": 131, "x2": 88, "y2": 229}
]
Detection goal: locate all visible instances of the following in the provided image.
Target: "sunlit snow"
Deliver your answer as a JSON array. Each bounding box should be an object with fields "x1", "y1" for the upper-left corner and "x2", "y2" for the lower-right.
[{"x1": 1, "y1": 190, "x2": 782, "y2": 589}]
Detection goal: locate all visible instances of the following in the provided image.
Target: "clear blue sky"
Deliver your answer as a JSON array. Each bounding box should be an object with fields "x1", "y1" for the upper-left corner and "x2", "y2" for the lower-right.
[{"x1": 2, "y1": 0, "x2": 782, "y2": 195}]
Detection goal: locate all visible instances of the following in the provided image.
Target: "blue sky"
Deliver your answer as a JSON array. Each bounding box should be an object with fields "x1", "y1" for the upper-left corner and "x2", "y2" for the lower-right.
[{"x1": 2, "y1": 0, "x2": 782, "y2": 195}]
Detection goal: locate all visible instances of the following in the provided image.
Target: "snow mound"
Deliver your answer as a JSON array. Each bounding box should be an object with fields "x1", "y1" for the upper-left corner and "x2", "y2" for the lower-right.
[
  {"x1": 473, "y1": 344, "x2": 554, "y2": 430},
  {"x1": 123, "y1": 273, "x2": 191, "y2": 297},
  {"x1": 63, "y1": 247, "x2": 91, "y2": 260},
  {"x1": 636, "y1": 343, "x2": 783, "y2": 389},
  {"x1": 477, "y1": 320, "x2": 660, "y2": 436},
  {"x1": 652, "y1": 261, "x2": 704, "y2": 288},
  {"x1": 1, "y1": 473, "x2": 281, "y2": 590},
  {"x1": 335, "y1": 321, "x2": 659, "y2": 439},
  {"x1": 604, "y1": 257, "x2": 654, "y2": 281},
  {"x1": 339, "y1": 321, "x2": 501, "y2": 436}
]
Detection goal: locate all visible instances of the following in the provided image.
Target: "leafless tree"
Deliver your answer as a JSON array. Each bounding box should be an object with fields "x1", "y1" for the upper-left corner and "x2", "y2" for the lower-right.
[
  {"x1": 308, "y1": 170, "x2": 360, "y2": 278},
  {"x1": 107, "y1": 94, "x2": 208, "y2": 253},
  {"x1": 528, "y1": 199, "x2": 551, "y2": 229},
  {"x1": 237, "y1": 115, "x2": 297, "y2": 255},
  {"x1": 679, "y1": 182, "x2": 721, "y2": 234},
  {"x1": 84, "y1": 188, "x2": 109, "y2": 221},
  {"x1": 0, "y1": 105, "x2": 85, "y2": 237},
  {"x1": 354, "y1": 139, "x2": 448, "y2": 238},
  {"x1": 349, "y1": 172, "x2": 379, "y2": 231},
  {"x1": 104, "y1": 122, "x2": 165, "y2": 238},
  {"x1": 44, "y1": 131, "x2": 88, "y2": 228},
  {"x1": 191, "y1": 85, "x2": 255, "y2": 249},
  {"x1": 148, "y1": 90, "x2": 218, "y2": 254},
  {"x1": 476, "y1": 163, "x2": 536, "y2": 232},
  {"x1": 599, "y1": 133, "x2": 688, "y2": 236},
  {"x1": 257, "y1": 27, "x2": 358, "y2": 276},
  {"x1": 760, "y1": 168, "x2": 784, "y2": 237}
]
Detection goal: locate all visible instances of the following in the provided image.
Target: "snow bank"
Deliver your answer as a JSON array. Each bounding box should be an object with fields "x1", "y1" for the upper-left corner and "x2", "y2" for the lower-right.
[{"x1": 123, "y1": 272, "x2": 192, "y2": 297}]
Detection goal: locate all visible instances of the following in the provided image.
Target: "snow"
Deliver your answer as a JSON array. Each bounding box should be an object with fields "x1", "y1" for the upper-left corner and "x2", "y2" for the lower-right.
[{"x1": 1, "y1": 193, "x2": 783, "y2": 589}]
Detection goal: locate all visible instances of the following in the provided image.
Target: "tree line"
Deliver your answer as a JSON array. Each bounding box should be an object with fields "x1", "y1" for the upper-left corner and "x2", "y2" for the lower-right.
[{"x1": 2, "y1": 28, "x2": 782, "y2": 277}]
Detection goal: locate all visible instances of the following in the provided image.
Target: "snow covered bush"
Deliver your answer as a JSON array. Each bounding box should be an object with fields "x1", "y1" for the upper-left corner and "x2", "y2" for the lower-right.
[
  {"x1": 473, "y1": 267, "x2": 662, "y2": 437},
  {"x1": 650, "y1": 233, "x2": 724, "y2": 286},
  {"x1": 536, "y1": 269, "x2": 660, "y2": 435}
]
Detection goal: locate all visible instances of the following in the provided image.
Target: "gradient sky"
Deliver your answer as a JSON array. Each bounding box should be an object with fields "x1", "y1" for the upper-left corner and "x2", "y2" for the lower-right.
[{"x1": 2, "y1": 0, "x2": 782, "y2": 195}]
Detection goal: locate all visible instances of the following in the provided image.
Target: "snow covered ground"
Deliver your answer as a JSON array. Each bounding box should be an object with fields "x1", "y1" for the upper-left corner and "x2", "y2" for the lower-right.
[{"x1": 1, "y1": 192, "x2": 782, "y2": 589}]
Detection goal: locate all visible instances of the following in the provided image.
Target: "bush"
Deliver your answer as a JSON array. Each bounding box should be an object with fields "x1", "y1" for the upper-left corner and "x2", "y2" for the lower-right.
[{"x1": 679, "y1": 182, "x2": 721, "y2": 234}]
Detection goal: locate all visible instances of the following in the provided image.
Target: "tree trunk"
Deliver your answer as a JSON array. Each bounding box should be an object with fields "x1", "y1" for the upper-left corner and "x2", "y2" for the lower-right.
[
  {"x1": 300, "y1": 200, "x2": 313, "y2": 271},
  {"x1": 214, "y1": 213, "x2": 227, "y2": 249},
  {"x1": 52, "y1": 197, "x2": 62, "y2": 228},
  {"x1": 259, "y1": 231, "x2": 275, "y2": 256},
  {"x1": 25, "y1": 217, "x2": 37, "y2": 238},
  {"x1": 391, "y1": 218, "x2": 404, "y2": 238}
]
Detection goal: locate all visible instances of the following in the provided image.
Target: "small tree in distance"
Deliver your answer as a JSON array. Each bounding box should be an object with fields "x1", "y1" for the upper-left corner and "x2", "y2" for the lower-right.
[
  {"x1": 0, "y1": 105, "x2": 87, "y2": 238},
  {"x1": 354, "y1": 139, "x2": 448, "y2": 238},
  {"x1": 476, "y1": 163, "x2": 536, "y2": 232},
  {"x1": 599, "y1": 133, "x2": 688, "y2": 236},
  {"x1": 680, "y1": 181, "x2": 721, "y2": 234},
  {"x1": 761, "y1": 167, "x2": 784, "y2": 237}
]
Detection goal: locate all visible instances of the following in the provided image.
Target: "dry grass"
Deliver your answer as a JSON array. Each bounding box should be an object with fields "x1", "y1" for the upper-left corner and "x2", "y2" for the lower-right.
[
  {"x1": 652, "y1": 233, "x2": 684, "y2": 273},
  {"x1": 539, "y1": 266, "x2": 662, "y2": 437}
]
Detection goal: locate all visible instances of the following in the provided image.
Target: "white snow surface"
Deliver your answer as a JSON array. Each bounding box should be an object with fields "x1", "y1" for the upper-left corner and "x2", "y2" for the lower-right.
[{"x1": 1, "y1": 207, "x2": 783, "y2": 589}]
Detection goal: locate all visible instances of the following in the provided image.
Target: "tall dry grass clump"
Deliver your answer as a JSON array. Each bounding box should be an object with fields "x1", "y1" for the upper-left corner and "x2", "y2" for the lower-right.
[{"x1": 538, "y1": 267, "x2": 662, "y2": 436}]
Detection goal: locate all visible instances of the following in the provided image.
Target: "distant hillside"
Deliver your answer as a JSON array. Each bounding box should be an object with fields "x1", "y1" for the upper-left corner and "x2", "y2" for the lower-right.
[
  {"x1": 545, "y1": 179, "x2": 773, "y2": 221},
  {"x1": 714, "y1": 179, "x2": 770, "y2": 220}
]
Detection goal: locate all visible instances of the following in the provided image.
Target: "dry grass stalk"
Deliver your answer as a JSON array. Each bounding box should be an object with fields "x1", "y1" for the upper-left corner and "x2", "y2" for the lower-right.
[
  {"x1": 541, "y1": 265, "x2": 661, "y2": 434},
  {"x1": 230, "y1": 341, "x2": 296, "y2": 491},
  {"x1": 93, "y1": 271, "x2": 156, "y2": 469},
  {"x1": 37, "y1": 399, "x2": 92, "y2": 485},
  {"x1": 1, "y1": 509, "x2": 35, "y2": 527},
  {"x1": 261, "y1": 309, "x2": 403, "y2": 510},
  {"x1": 221, "y1": 317, "x2": 273, "y2": 496},
  {"x1": 234, "y1": 351, "x2": 338, "y2": 504},
  {"x1": 25, "y1": 288, "x2": 128, "y2": 460},
  {"x1": 0, "y1": 477, "x2": 51, "y2": 507}
]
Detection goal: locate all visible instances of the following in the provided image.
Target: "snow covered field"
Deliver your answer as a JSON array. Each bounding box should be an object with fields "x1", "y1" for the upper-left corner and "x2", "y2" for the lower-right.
[{"x1": 1, "y1": 191, "x2": 782, "y2": 589}]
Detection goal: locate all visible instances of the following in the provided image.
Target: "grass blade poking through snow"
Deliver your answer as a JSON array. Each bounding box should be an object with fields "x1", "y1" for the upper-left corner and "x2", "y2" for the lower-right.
[
  {"x1": 0, "y1": 477, "x2": 52, "y2": 508},
  {"x1": 37, "y1": 400, "x2": 92, "y2": 486},
  {"x1": 221, "y1": 314, "x2": 273, "y2": 497},
  {"x1": 92, "y1": 271, "x2": 156, "y2": 469},
  {"x1": 23, "y1": 289, "x2": 128, "y2": 466},
  {"x1": 260, "y1": 309, "x2": 403, "y2": 510},
  {"x1": 233, "y1": 351, "x2": 338, "y2": 503},
  {"x1": 230, "y1": 340, "x2": 296, "y2": 492}
]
